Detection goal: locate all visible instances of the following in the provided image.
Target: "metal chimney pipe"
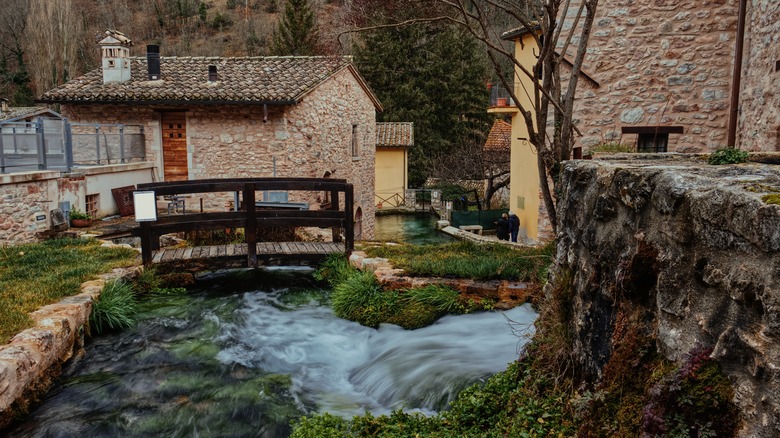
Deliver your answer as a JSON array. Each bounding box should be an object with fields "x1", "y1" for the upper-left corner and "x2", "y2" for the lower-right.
[
  {"x1": 208, "y1": 65, "x2": 218, "y2": 82},
  {"x1": 146, "y1": 45, "x2": 161, "y2": 81}
]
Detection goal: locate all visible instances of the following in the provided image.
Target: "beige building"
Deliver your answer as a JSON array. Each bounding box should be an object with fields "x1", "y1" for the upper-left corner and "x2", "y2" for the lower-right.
[
  {"x1": 495, "y1": 0, "x2": 779, "y2": 242},
  {"x1": 40, "y1": 31, "x2": 382, "y2": 239},
  {"x1": 374, "y1": 122, "x2": 412, "y2": 208}
]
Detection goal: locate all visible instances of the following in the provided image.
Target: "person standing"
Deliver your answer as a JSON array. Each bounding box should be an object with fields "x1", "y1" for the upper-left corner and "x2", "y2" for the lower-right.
[
  {"x1": 508, "y1": 212, "x2": 520, "y2": 243},
  {"x1": 496, "y1": 213, "x2": 510, "y2": 241}
]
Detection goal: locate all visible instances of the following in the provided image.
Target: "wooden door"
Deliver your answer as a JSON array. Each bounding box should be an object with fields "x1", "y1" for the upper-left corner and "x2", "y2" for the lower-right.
[{"x1": 161, "y1": 112, "x2": 188, "y2": 181}]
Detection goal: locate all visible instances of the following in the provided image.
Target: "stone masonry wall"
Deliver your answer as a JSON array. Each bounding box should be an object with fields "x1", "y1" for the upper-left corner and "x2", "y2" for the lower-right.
[
  {"x1": 0, "y1": 173, "x2": 59, "y2": 245},
  {"x1": 555, "y1": 156, "x2": 780, "y2": 436},
  {"x1": 738, "y1": 0, "x2": 780, "y2": 152},
  {"x1": 567, "y1": 0, "x2": 739, "y2": 152}
]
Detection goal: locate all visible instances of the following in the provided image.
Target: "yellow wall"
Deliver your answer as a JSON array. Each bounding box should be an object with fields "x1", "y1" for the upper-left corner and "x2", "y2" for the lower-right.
[
  {"x1": 508, "y1": 32, "x2": 541, "y2": 242},
  {"x1": 375, "y1": 147, "x2": 407, "y2": 206}
]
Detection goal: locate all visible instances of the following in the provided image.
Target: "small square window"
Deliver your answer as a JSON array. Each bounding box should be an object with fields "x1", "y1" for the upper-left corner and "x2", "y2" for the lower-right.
[
  {"x1": 351, "y1": 125, "x2": 359, "y2": 158},
  {"x1": 107, "y1": 60, "x2": 115, "y2": 68}
]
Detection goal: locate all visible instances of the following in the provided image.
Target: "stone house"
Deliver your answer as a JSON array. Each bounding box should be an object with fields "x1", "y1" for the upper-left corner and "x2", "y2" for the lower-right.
[
  {"x1": 375, "y1": 122, "x2": 412, "y2": 208},
  {"x1": 491, "y1": 0, "x2": 779, "y2": 242},
  {"x1": 39, "y1": 31, "x2": 382, "y2": 239}
]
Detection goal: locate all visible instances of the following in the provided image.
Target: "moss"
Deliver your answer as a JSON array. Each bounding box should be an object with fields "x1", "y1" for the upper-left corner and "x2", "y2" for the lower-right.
[{"x1": 761, "y1": 193, "x2": 780, "y2": 205}]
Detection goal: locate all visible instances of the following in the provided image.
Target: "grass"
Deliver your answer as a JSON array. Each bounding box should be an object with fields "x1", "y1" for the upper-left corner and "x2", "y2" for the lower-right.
[
  {"x1": 364, "y1": 240, "x2": 555, "y2": 282},
  {"x1": 90, "y1": 279, "x2": 138, "y2": 334},
  {"x1": 590, "y1": 142, "x2": 635, "y2": 153},
  {"x1": 0, "y1": 237, "x2": 138, "y2": 343}
]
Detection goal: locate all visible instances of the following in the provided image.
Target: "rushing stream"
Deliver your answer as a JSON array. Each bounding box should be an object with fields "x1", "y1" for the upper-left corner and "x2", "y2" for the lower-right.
[{"x1": 7, "y1": 269, "x2": 536, "y2": 437}]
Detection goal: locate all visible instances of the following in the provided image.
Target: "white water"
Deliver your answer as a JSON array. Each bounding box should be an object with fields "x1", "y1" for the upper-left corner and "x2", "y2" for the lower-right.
[{"x1": 217, "y1": 291, "x2": 537, "y2": 416}]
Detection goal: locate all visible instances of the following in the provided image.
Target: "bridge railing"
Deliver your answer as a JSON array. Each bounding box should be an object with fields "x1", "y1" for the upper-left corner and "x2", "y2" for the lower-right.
[{"x1": 133, "y1": 178, "x2": 354, "y2": 267}]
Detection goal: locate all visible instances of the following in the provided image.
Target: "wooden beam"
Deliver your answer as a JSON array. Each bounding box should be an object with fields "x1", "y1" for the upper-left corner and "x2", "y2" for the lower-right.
[{"x1": 244, "y1": 183, "x2": 257, "y2": 268}]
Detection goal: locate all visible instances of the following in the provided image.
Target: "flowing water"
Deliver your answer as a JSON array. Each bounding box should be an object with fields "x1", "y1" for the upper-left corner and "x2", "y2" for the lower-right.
[
  {"x1": 373, "y1": 213, "x2": 454, "y2": 245},
  {"x1": 6, "y1": 270, "x2": 536, "y2": 438}
]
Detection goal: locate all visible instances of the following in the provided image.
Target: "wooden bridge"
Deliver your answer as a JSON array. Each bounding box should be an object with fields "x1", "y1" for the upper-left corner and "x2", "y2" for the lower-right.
[{"x1": 131, "y1": 178, "x2": 354, "y2": 267}]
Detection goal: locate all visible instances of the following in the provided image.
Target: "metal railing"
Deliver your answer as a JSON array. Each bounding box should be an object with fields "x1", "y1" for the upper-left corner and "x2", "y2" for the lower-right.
[
  {"x1": 0, "y1": 118, "x2": 145, "y2": 174},
  {"x1": 488, "y1": 84, "x2": 514, "y2": 108}
]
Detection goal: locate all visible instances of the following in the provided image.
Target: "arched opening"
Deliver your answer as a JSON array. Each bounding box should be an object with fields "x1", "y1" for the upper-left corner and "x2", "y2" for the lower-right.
[{"x1": 354, "y1": 207, "x2": 363, "y2": 241}]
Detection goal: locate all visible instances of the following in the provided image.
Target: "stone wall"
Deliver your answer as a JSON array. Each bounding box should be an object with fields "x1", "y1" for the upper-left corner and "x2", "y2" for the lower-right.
[
  {"x1": 738, "y1": 0, "x2": 780, "y2": 152},
  {"x1": 0, "y1": 172, "x2": 60, "y2": 245},
  {"x1": 61, "y1": 68, "x2": 377, "y2": 239},
  {"x1": 564, "y1": 0, "x2": 765, "y2": 152},
  {"x1": 555, "y1": 156, "x2": 780, "y2": 436}
]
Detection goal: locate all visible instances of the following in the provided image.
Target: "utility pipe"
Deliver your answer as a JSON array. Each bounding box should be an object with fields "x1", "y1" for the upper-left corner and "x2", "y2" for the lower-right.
[{"x1": 727, "y1": 0, "x2": 748, "y2": 147}]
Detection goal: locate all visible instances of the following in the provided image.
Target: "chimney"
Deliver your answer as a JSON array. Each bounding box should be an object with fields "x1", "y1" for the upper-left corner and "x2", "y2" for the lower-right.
[
  {"x1": 1, "y1": 98, "x2": 8, "y2": 113},
  {"x1": 147, "y1": 45, "x2": 161, "y2": 81},
  {"x1": 208, "y1": 65, "x2": 218, "y2": 82},
  {"x1": 99, "y1": 30, "x2": 132, "y2": 84}
]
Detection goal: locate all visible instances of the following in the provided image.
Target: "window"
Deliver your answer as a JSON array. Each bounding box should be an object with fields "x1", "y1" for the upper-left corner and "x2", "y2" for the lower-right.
[
  {"x1": 351, "y1": 124, "x2": 359, "y2": 158},
  {"x1": 107, "y1": 60, "x2": 115, "y2": 68},
  {"x1": 637, "y1": 133, "x2": 669, "y2": 153},
  {"x1": 85, "y1": 194, "x2": 99, "y2": 218},
  {"x1": 622, "y1": 126, "x2": 683, "y2": 153}
]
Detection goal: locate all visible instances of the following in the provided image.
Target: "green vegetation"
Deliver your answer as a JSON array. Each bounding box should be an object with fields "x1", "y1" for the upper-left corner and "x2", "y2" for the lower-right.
[
  {"x1": 355, "y1": 23, "x2": 491, "y2": 187},
  {"x1": 90, "y1": 279, "x2": 138, "y2": 334},
  {"x1": 364, "y1": 240, "x2": 555, "y2": 282},
  {"x1": 591, "y1": 142, "x2": 635, "y2": 153},
  {"x1": 708, "y1": 147, "x2": 749, "y2": 165},
  {"x1": 68, "y1": 207, "x2": 91, "y2": 220},
  {"x1": 271, "y1": 0, "x2": 320, "y2": 56},
  {"x1": 762, "y1": 194, "x2": 780, "y2": 205},
  {"x1": 0, "y1": 237, "x2": 137, "y2": 343},
  {"x1": 325, "y1": 264, "x2": 473, "y2": 330}
]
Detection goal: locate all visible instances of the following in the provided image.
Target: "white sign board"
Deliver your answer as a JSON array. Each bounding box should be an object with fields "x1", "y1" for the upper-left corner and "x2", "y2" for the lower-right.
[{"x1": 133, "y1": 191, "x2": 158, "y2": 222}]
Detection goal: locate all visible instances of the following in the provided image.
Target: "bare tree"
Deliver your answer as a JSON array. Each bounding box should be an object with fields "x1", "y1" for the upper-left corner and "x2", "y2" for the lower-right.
[
  {"x1": 0, "y1": 0, "x2": 32, "y2": 104},
  {"x1": 429, "y1": 135, "x2": 510, "y2": 209},
  {"x1": 346, "y1": 0, "x2": 600, "y2": 233},
  {"x1": 25, "y1": 0, "x2": 85, "y2": 95}
]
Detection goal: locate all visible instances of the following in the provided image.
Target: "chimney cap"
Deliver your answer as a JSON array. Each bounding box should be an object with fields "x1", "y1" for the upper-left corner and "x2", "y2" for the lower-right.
[{"x1": 100, "y1": 29, "x2": 132, "y2": 46}]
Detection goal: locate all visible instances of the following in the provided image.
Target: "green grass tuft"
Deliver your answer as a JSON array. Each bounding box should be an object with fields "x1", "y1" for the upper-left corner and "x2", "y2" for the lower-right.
[{"x1": 90, "y1": 279, "x2": 138, "y2": 334}]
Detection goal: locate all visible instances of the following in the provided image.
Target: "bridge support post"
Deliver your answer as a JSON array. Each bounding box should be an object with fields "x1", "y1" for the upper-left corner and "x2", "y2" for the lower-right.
[
  {"x1": 244, "y1": 183, "x2": 257, "y2": 268},
  {"x1": 345, "y1": 184, "x2": 354, "y2": 254},
  {"x1": 330, "y1": 189, "x2": 342, "y2": 243},
  {"x1": 140, "y1": 222, "x2": 153, "y2": 266}
]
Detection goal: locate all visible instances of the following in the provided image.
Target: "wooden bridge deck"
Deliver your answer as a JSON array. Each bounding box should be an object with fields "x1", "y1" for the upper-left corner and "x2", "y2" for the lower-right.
[{"x1": 152, "y1": 241, "x2": 345, "y2": 264}]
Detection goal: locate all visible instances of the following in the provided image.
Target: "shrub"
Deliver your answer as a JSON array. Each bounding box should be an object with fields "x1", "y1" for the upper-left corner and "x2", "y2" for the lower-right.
[
  {"x1": 69, "y1": 207, "x2": 91, "y2": 220},
  {"x1": 708, "y1": 147, "x2": 749, "y2": 165},
  {"x1": 330, "y1": 270, "x2": 391, "y2": 328},
  {"x1": 91, "y1": 279, "x2": 138, "y2": 334}
]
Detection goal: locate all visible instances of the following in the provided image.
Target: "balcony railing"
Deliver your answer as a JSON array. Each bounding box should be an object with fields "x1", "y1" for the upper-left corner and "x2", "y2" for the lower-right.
[
  {"x1": 488, "y1": 84, "x2": 514, "y2": 108},
  {"x1": 0, "y1": 118, "x2": 145, "y2": 174}
]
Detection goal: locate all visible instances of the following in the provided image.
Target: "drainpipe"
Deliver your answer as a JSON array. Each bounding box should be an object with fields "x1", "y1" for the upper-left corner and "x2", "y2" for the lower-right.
[{"x1": 727, "y1": 0, "x2": 748, "y2": 148}]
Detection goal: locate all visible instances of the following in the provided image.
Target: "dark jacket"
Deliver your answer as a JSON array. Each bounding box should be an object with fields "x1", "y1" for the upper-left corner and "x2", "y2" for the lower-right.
[
  {"x1": 508, "y1": 215, "x2": 520, "y2": 233},
  {"x1": 496, "y1": 217, "x2": 509, "y2": 240}
]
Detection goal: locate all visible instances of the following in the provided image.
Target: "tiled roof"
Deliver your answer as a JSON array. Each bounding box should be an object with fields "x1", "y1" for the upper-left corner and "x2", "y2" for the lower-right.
[
  {"x1": 484, "y1": 120, "x2": 512, "y2": 152},
  {"x1": 376, "y1": 122, "x2": 414, "y2": 148},
  {"x1": 0, "y1": 107, "x2": 61, "y2": 122},
  {"x1": 39, "y1": 56, "x2": 376, "y2": 105}
]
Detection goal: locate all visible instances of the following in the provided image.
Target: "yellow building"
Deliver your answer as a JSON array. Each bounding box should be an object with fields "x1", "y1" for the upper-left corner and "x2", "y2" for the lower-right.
[
  {"x1": 374, "y1": 122, "x2": 413, "y2": 208},
  {"x1": 488, "y1": 29, "x2": 544, "y2": 242}
]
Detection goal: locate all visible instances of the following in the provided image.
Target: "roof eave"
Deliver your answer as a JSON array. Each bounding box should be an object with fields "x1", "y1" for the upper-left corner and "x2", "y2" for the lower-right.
[{"x1": 35, "y1": 98, "x2": 297, "y2": 106}]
